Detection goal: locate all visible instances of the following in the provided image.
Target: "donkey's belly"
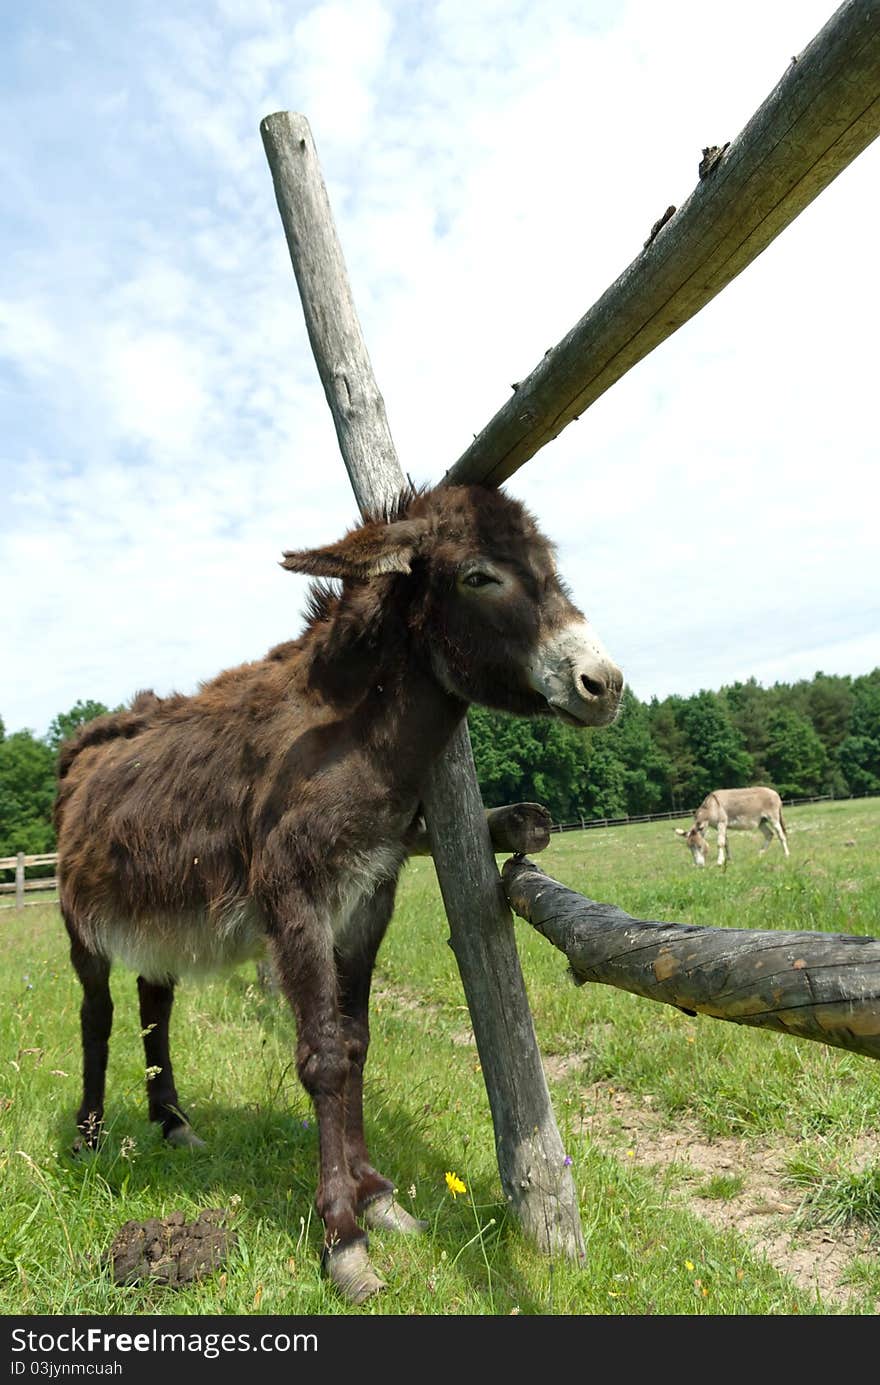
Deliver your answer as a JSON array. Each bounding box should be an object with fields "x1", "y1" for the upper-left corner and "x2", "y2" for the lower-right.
[
  {"x1": 87, "y1": 902, "x2": 267, "y2": 982},
  {"x1": 81, "y1": 842, "x2": 409, "y2": 981}
]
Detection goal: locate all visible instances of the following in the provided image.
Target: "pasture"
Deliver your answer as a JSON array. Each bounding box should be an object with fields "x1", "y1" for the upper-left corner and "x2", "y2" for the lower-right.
[{"x1": 2, "y1": 796, "x2": 879, "y2": 1315}]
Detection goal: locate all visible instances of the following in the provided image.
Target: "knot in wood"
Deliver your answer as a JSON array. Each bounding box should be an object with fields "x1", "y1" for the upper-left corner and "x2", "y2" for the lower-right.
[
  {"x1": 698, "y1": 143, "x2": 730, "y2": 179},
  {"x1": 644, "y1": 205, "x2": 676, "y2": 248}
]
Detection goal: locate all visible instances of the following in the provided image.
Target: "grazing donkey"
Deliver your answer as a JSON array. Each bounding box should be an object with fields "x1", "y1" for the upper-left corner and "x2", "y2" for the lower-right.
[
  {"x1": 55, "y1": 483, "x2": 623, "y2": 1303},
  {"x1": 675, "y1": 787, "x2": 790, "y2": 867}
]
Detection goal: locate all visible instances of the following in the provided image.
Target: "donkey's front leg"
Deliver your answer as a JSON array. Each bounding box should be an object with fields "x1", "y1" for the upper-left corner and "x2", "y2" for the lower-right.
[
  {"x1": 716, "y1": 825, "x2": 729, "y2": 867},
  {"x1": 336, "y1": 881, "x2": 427, "y2": 1237},
  {"x1": 265, "y1": 893, "x2": 385, "y2": 1306}
]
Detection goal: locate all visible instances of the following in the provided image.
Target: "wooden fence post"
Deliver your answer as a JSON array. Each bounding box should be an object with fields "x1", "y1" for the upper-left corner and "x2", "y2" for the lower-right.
[
  {"x1": 260, "y1": 112, "x2": 585, "y2": 1260},
  {"x1": 15, "y1": 853, "x2": 25, "y2": 911}
]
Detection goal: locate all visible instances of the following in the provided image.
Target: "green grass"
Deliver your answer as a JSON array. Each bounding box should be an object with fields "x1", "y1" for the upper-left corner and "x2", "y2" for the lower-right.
[
  {"x1": 786, "y1": 1148, "x2": 880, "y2": 1229},
  {"x1": 694, "y1": 1175, "x2": 746, "y2": 1201},
  {"x1": 1, "y1": 797, "x2": 879, "y2": 1315}
]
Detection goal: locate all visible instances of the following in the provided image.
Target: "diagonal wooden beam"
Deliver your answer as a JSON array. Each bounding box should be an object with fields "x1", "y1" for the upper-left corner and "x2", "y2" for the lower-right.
[
  {"x1": 445, "y1": 0, "x2": 880, "y2": 488},
  {"x1": 260, "y1": 112, "x2": 585, "y2": 1261}
]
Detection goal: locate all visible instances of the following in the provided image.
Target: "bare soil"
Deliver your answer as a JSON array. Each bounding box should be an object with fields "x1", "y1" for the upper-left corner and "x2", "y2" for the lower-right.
[
  {"x1": 545, "y1": 1053, "x2": 878, "y2": 1310},
  {"x1": 380, "y1": 979, "x2": 879, "y2": 1310}
]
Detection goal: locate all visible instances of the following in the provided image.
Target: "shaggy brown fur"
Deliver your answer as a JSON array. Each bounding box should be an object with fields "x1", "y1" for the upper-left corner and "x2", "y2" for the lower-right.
[{"x1": 56, "y1": 482, "x2": 622, "y2": 1303}]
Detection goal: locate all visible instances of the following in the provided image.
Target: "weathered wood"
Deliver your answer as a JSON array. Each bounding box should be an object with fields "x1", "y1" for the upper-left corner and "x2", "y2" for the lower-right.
[
  {"x1": 445, "y1": 0, "x2": 880, "y2": 487},
  {"x1": 424, "y1": 743, "x2": 584, "y2": 1253},
  {"x1": 0, "y1": 897, "x2": 59, "y2": 911},
  {"x1": 260, "y1": 112, "x2": 585, "y2": 1259},
  {"x1": 0, "y1": 877, "x2": 58, "y2": 895},
  {"x1": 0, "y1": 853, "x2": 58, "y2": 869},
  {"x1": 503, "y1": 857, "x2": 880, "y2": 1061},
  {"x1": 259, "y1": 115, "x2": 401, "y2": 520}
]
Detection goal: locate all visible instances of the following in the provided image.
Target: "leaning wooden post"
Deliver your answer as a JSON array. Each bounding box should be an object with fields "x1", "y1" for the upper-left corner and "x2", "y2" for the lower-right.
[{"x1": 260, "y1": 112, "x2": 585, "y2": 1260}]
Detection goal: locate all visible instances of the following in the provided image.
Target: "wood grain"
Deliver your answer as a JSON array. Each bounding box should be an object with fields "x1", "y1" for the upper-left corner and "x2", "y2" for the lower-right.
[{"x1": 503, "y1": 856, "x2": 880, "y2": 1061}]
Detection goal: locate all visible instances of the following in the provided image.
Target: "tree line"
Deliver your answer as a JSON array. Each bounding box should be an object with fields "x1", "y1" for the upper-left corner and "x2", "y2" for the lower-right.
[
  {"x1": 469, "y1": 667, "x2": 880, "y2": 822},
  {"x1": 1, "y1": 669, "x2": 879, "y2": 865}
]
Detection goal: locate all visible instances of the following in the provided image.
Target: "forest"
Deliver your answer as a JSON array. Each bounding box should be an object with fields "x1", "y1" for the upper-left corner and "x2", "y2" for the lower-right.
[{"x1": 1, "y1": 669, "x2": 879, "y2": 861}]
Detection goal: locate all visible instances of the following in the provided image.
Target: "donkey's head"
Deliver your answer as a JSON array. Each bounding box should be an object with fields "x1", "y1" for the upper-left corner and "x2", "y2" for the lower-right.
[
  {"x1": 675, "y1": 824, "x2": 709, "y2": 866},
  {"x1": 282, "y1": 484, "x2": 623, "y2": 728}
]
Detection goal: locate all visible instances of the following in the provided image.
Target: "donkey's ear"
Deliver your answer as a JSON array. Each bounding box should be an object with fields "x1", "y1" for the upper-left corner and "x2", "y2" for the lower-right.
[{"x1": 281, "y1": 518, "x2": 430, "y2": 579}]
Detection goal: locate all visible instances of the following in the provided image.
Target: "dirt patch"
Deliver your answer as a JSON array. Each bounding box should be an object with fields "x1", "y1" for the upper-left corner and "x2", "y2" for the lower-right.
[
  {"x1": 552, "y1": 1065, "x2": 877, "y2": 1310},
  {"x1": 373, "y1": 979, "x2": 878, "y2": 1309}
]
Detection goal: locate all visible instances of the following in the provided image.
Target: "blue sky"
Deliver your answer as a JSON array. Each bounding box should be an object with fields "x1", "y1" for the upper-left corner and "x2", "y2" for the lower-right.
[{"x1": 2, "y1": 0, "x2": 878, "y2": 737}]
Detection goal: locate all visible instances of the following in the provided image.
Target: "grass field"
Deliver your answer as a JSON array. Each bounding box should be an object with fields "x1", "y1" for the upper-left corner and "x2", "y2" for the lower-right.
[{"x1": 2, "y1": 797, "x2": 879, "y2": 1315}]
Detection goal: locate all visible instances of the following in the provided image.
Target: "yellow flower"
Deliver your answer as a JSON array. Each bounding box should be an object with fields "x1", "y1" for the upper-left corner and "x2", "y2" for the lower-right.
[
  {"x1": 445, "y1": 1171, "x2": 467, "y2": 1198},
  {"x1": 685, "y1": 1260, "x2": 695, "y2": 1271}
]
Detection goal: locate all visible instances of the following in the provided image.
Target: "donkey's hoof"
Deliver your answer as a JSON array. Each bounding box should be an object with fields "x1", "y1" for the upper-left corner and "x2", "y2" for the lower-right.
[
  {"x1": 72, "y1": 1137, "x2": 101, "y2": 1159},
  {"x1": 361, "y1": 1192, "x2": 429, "y2": 1235},
  {"x1": 165, "y1": 1125, "x2": 207, "y2": 1150},
  {"x1": 323, "y1": 1241, "x2": 386, "y2": 1306},
  {"x1": 73, "y1": 1114, "x2": 105, "y2": 1154}
]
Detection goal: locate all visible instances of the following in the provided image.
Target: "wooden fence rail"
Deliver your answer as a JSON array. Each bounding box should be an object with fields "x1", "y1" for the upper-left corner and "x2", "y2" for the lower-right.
[
  {"x1": 502, "y1": 856, "x2": 880, "y2": 1062},
  {"x1": 551, "y1": 792, "x2": 876, "y2": 833},
  {"x1": 0, "y1": 854, "x2": 59, "y2": 909},
  {"x1": 1, "y1": 792, "x2": 873, "y2": 907}
]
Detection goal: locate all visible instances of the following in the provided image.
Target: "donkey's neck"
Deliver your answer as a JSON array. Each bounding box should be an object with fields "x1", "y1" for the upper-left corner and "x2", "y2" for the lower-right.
[
  {"x1": 363, "y1": 663, "x2": 467, "y2": 787},
  {"x1": 283, "y1": 608, "x2": 468, "y2": 793}
]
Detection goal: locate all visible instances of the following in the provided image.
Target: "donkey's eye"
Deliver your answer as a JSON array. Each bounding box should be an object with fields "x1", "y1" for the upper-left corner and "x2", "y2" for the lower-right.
[{"x1": 462, "y1": 570, "x2": 500, "y2": 589}]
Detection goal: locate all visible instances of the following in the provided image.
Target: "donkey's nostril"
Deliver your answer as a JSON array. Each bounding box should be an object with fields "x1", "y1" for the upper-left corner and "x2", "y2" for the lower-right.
[{"x1": 580, "y1": 674, "x2": 606, "y2": 699}]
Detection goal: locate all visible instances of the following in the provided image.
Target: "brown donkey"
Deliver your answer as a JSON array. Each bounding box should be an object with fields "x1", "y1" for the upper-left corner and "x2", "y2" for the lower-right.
[{"x1": 55, "y1": 483, "x2": 623, "y2": 1303}]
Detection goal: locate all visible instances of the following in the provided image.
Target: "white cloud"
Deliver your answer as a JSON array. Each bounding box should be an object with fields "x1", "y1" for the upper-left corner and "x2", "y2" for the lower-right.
[
  {"x1": 0, "y1": 299, "x2": 63, "y2": 378},
  {"x1": 289, "y1": 0, "x2": 393, "y2": 141},
  {"x1": 101, "y1": 330, "x2": 210, "y2": 455}
]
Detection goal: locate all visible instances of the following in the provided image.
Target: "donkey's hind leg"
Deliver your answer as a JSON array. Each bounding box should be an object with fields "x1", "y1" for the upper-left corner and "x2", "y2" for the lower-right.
[
  {"x1": 137, "y1": 977, "x2": 205, "y2": 1148},
  {"x1": 773, "y1": 815, "x2": 791, "y2": 857},
  {"x1": 67, "y1": 931, "x2": 113, "y2": 1152}
]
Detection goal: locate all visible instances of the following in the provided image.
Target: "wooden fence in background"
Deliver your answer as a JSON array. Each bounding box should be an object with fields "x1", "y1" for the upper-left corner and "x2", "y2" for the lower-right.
[
  {"x1": 549, "y1": 793, "x2": 870, "y2": 834},
  {"x1": 0, "y1": 853, "x2": 58, "y2": 909},
  {"x1": 1, "y1": 793, "x2": 871, "y2": 910}
]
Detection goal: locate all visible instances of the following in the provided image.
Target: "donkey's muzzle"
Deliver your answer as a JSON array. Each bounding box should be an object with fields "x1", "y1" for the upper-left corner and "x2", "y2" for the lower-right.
[{"x1": 528, "y1": 620, "x2": 624, "y2": 728}]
